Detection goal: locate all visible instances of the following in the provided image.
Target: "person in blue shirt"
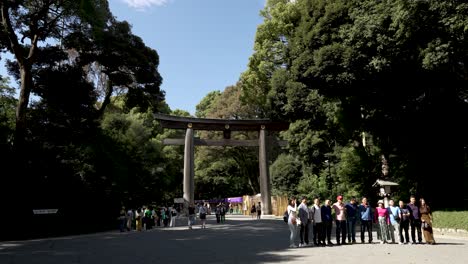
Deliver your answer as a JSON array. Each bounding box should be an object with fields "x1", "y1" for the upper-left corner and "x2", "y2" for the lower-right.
[
  {"x1": 359, "y1": 197, "x2": 373, "y2": 243},
  {"x1": 321, "y1": 199, "x2": 334, "y2": 246},
  {"x1": 345, "y1": 197, "x2": 358, "y2": 243},
  {"x1": 388, "y1": 199, "x2": 402, "y2": 244}
]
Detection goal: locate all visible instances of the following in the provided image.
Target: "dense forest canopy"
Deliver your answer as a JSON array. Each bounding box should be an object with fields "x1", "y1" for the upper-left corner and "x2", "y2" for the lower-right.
[{"x1": 1, "y1": 0, "x2": 467, "y2": 239}]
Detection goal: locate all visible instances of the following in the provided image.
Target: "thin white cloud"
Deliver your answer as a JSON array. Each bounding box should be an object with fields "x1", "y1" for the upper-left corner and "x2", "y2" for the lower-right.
[{"x1": 122, "y1": 0, "x2": 169, "y2": 9}]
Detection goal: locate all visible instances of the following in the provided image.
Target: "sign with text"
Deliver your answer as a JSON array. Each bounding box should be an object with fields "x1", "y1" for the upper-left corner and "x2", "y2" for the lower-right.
[
  {"x1": 33, "y1": 209, "x2": 58, "y2": 215},
  {"x1": 174, "y1": 198, "x2": 184, "y2": 203}
]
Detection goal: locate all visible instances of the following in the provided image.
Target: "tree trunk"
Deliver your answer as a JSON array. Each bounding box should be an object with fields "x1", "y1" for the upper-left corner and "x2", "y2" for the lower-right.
[
  {"x1": 14, "y1": 64, "x2": 33, "y2": 151},
  {"x1": 97, "y1": 79, "x2": 113, "y2": 117}
]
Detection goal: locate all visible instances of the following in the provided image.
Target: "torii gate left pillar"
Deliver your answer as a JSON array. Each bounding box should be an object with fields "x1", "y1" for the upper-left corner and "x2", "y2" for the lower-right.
[{"x1": 183, "y1": 125, "x2": 194, "y2": 208}]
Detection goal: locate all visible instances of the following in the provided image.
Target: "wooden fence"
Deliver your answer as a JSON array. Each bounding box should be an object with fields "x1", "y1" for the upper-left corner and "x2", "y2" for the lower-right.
[{"x1": 242, "y1": 194, "x2": 288, "y2": 216}]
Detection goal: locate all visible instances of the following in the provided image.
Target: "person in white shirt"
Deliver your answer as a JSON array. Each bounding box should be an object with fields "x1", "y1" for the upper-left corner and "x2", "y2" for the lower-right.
[
  {"x1": 126, "y1": 209, "x2": 134, "y2": 231},
  {"x1": 310, "y1": 198, "x2": 324, "y2": 246},
  {"x1": 287, "y1": 197, "x2": 298, "y2": 248},
  {"x1": 170, "y1": 207, "x2": 177, "y2": 227}
]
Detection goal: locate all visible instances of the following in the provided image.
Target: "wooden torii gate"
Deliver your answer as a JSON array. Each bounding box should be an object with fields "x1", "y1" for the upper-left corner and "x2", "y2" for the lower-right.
[{"x1": 154, "y1": 114, "x2": 289, "y2": 215}]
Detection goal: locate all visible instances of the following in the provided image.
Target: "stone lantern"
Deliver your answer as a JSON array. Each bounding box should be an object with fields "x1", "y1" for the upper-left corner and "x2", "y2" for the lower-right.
[{"x1": 373, "y1": 179, "x2": 399, "y2": 208}]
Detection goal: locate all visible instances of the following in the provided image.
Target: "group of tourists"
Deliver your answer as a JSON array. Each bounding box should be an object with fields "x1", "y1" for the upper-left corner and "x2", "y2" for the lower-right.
[
  {"x1": 118, "y1": 205, "x2": 178, "y2": 232},
  {"x1": 119, "y1": 202, "x2": 234, "y2": 231},
  {"x1": 286, "y1": 195, "x2": 435, "y2": 248}
]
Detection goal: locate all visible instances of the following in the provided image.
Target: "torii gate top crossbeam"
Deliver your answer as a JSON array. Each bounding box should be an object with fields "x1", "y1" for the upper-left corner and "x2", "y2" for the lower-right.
[{"x1": 154, "y1": 113, "x2": 289, "y2": 131}]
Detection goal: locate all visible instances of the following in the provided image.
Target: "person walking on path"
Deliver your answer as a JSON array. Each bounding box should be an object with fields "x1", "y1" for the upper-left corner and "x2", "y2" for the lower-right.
[
  {"x1": 135, "y1": 208, "x2": 142, "y2": 231},
  {"x1": 126, "y1": 208, "x2": 134, "y2": 231},
  {"x1": 388, "y1": 199, "x2": 402, "y2": 244},
  {"x1": 199, "y1": 203, "x2": 208, "y2": 229},
  {"x1": 188, "y1": 203, "x2": 196, "y2": 230},
  {"x1": 310, "y1": 198, "x2": 324, "y2": 246},
  {"x1": 250, "y1": 204, "x2": 256, "y2": 219},
  {"x1": 118, "y1": 206, "x2": 127, "y2": 232},
  {"x1": 170, "y1": 207, "x2": 177, "y2": 227},
  {"x1": 376, "y1": 200, "x2": 390, "y2": 244},
  {"x1": 215, "y1": 204, "x2": 221, "y2": 223},
  {"x1": 399, "y1": 201, "x2": 410, "y2": 244},
  {"x1": 359, "y1": 197, "x2": 373, "y2": 243},
  {"x1": 407, "y1": 195, "x2": 423, "y2": 244},
  {"x1": 256, "y1": 202, "x2": 262, "y2": 219},
  {"x1": 333, "y1": 195, "x2": 347, "y2": 245},
  {"x1": 220, "y1": 203, "x2": 226, "y2": 223},
  {"x1": 345, "y1": 197, "x2": 358, "y2": 244},
  {"x1": 287, "y1": 197, "x2": 298, "y2": 248},
  {"x1": 419, "y1": 198, "x2": 436, "y2": 245},
  {"x1": 298, "y1": 197, "x2": 310, "y2": 247},
  {"x1": 321, "y1": 199, "x2": 334, "y2": 246}
]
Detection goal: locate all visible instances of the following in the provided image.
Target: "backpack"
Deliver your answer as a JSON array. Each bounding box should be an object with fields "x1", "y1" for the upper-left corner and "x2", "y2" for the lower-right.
[{"x1": 283, "y1": 210, "x2": 288, "y2": 223}]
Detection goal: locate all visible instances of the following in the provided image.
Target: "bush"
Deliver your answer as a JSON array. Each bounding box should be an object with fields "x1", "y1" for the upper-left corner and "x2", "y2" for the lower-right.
[{"x1": 433, "y1": 211, "x2": 468, "y2": 231}]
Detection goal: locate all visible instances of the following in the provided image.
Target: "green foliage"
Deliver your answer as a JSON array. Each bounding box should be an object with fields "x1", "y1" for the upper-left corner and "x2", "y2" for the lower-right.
[
  {"x1": 240, "y1": 0, "x2": 468, "y2": 208},
  {"x1": 433, "y1": 211, "x2": 468, "y2": 231},
  {"x1": 0, "y1": 77, "x2": 15, "y2": 147},
  {"x1": 270, "y1": 153, "x2": 302, "y2": 196},
  {"x1": 195, "y1": 90, "x2": 221, "y2": 118}
]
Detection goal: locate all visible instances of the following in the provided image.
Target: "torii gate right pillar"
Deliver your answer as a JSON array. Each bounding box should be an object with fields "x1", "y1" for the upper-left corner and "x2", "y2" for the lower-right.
[{"x1": 259, "y1": 126, "x2": 272, "y2": 215}]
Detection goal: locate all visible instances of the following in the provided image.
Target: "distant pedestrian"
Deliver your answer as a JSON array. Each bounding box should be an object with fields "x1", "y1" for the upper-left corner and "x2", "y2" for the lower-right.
[
  {"x1": 256, "y1": 202, "x2": 261, "y2": 219},
  {"x1": 199, "y1": 203, "x2": 208, "y2": 228},
  {"x1": 135, "y1": 208, "x2": 142, "y2": 231},
  {"x1": 250, "y1": 204, "x2": 256, "y2": 219},
  {"x1": 215, "y1": 204, "x2": 221, "y2": 223},
  {"x1": 118, "y1": 206, "x2": 126, "y2": 232},
  {"x1": 170, "y1": 207, "x2": 177, "y2": 227},
  {"x1": 220, "y1": 203, "x2": 226, "y2": 223},
  {"x1": 188, "y1": 203, "x2": 196, "y2": 229},
  {"x1": 126, "y1": 208, "x2": 134, "y2": 231}
]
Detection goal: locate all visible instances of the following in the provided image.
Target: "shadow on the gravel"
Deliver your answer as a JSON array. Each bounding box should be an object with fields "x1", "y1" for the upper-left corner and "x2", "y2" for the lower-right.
[
  {"x1": 0, "y1": 217, "x2": 303, "y2": 264},
  {"x1": 2, "y1": 217, "x2": 466, "y2": 264},
  {"x1": 430, "y1": 242, "x2": 465, "y2": 246}
]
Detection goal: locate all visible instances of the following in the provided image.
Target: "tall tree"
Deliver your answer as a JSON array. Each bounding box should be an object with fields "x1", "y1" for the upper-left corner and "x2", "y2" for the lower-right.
[{"x1": 0, "y1": 0, "x2": 111, "y2": 149}]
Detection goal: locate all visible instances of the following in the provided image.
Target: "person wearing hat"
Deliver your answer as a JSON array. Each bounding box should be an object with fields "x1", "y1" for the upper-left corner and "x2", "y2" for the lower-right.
[
  {"x1": 376, "y1": 200, "x2": 390, "y2": 244},
  {"x1": 332, "y1": 195, "x2": 347, "y2": 245}
]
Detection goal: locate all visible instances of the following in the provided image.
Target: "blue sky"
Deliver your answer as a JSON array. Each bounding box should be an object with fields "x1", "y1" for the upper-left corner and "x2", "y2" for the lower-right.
[
  {"x1": 0, "y1": 0, "x2": 265, "y2": 115},
  {"x1": 109, "y1": 0, "x2": 265, "y2": 114}
]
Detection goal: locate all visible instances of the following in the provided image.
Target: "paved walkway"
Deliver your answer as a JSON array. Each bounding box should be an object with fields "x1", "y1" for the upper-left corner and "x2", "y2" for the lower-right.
[{"x1": 1, "y1": 215, "x2": 467, "y2": 264}]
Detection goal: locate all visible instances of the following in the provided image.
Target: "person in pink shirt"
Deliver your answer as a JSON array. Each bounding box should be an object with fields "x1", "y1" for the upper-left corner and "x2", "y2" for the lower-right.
[
  {"x1": 376, "y1": 200, "x2": 390, "y2": 244},
  {"x1": 332, "y1": 195, "x2": 347, "y2": 245}
]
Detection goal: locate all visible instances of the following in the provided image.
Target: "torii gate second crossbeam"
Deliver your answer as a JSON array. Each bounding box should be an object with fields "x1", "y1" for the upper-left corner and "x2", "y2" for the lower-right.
[{"x1": 154, "y1": 114, "x2": 289, "y2": 215}]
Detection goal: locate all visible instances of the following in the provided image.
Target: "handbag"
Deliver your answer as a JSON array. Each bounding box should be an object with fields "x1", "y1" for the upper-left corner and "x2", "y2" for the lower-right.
[{"x1": 422, "y1": 221, "x2": 429, "y2": 229}]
